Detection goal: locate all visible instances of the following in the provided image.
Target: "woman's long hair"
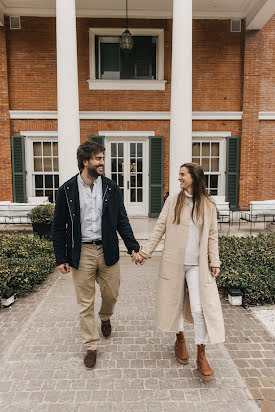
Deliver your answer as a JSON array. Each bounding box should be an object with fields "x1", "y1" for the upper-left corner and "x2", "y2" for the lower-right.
[{"x1": 173, "y1": 163, "x2": 214, "y2": 224}]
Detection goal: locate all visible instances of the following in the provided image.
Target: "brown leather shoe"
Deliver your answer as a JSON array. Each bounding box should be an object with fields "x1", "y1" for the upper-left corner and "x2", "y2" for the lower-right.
[
  {"x1": 175, "y1": 331, "x2": 189, "y2": 364},
  {"x1": 101, "y1": 319, "x2": 111, "y2": 338},
  {"x1": 197, "y1": 344, "x2": 214, "y2": 381},
  {"x1": 84, "y1": 350, "x2": 97, "y2": 369}
]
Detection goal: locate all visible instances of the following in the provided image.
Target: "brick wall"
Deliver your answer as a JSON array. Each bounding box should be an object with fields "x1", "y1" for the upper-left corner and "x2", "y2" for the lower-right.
[
  {"x1": 3, "y1": 16, "x2": 275, "y2": 207},
  {"x1": 7, "y1": 17, "x2": 243, "y2": 112},
  {"x1": 257, "y1": 121, "x2": 275, "y2": 200},
  {"x1": 193, "y1": 19, "x2": 243, "y2": 111},
  {"x1": 0, "y1": 27, "x2": 12, "y2": 201},
  {"x1": 6, "y1": 17, "x2": 57, "y2": 111},
  {"x1": 259, "y1": 15, "x2": 275, "y2": 111}
]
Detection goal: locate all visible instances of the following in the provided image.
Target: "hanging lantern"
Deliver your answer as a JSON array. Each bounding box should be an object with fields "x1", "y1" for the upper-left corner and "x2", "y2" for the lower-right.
[{"x1": 120, "y1": 0, "x2": 133, "y2": 51}]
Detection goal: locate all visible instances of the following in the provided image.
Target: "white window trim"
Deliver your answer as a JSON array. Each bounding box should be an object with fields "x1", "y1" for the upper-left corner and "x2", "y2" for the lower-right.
[
  {"x1": 88, "y1": 28, "x2": 166, "y2": 90},
  {"x1": 192, "y1": 132, "x2": 228, "y2": 196},
  {"x1": 22, "y1": 131, "x2": 58, "y2": 199}
]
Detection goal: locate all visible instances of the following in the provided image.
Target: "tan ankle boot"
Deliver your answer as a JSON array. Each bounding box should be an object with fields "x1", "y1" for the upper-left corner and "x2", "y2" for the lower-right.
[
  {"x1": 175, "y1": 331, "x2": 189, "y2": 364},
  {"x1": 197, "y1": 344, "x2": 214, "y2": 381}
]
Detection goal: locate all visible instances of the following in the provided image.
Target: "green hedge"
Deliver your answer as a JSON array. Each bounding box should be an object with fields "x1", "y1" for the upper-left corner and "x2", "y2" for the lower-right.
[
  {"x1": 218, "y1": 232, "x2": 275, "y2": 306},
  {"x1": 0, "y1": 233, "x2": 56, "y2": 301}
]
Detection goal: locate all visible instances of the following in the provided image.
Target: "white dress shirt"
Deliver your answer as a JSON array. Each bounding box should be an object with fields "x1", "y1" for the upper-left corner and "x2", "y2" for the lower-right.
[{"x1": 77, "y1": 173, "x2": 103, "y2": 242}]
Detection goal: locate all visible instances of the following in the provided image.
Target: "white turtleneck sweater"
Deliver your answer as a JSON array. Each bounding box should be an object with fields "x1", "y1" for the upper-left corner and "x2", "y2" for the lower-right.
[{"x1": 183, "y1": 190, "x2": 200, "y2": 266}]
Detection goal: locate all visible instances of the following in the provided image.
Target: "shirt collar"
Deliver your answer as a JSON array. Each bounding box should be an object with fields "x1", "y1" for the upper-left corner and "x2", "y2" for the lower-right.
[{"x1": 78, "y1": 173, "x2": 101, "y2": 188}]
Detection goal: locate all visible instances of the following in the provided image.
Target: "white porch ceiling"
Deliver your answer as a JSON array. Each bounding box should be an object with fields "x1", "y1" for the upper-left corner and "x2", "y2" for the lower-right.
[{"x1": 0, "y1": 0, "x2": 275, "y2": 29}]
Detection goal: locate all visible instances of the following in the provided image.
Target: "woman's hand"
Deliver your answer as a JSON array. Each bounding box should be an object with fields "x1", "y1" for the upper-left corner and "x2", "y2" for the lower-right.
[
  {"x1": 131, "y1": 251, "x2": 145, "y2": 265},
  {"x1": 210, "y1": 267, "x2": 220, "y2": 278}
]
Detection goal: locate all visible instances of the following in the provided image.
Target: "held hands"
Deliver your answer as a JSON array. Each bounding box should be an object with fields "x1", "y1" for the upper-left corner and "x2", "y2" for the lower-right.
[
  {"x1": 211, "y1": 267, "x2": 220, "y2": 278},
  {"x1": 57, "y1": 263, "x2": 71, "y2": 274},
  {"x1": 131, "y1": 251, "x2": 145, "y2": 265}
]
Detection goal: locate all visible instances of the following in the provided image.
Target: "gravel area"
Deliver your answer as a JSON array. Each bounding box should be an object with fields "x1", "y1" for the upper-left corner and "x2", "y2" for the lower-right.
[{"x1": 250, "y1": 305, "x2": 275, "y2": 338}]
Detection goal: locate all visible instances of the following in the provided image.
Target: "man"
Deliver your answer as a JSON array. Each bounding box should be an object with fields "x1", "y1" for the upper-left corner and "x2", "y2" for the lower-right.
[{"x1": 52, "y1": 141, "x2": 140, "y2": 369}]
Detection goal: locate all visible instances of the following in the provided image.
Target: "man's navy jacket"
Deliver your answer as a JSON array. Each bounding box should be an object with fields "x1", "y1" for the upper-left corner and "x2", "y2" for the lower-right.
[{"x1": 52, "y1": 174, "x2": 140, "y2": 269}]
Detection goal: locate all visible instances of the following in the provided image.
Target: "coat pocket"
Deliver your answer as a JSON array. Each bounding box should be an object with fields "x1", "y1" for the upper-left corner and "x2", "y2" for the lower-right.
[{"x1": 159, "y1": 258, "x2": 181, "y2": 280}]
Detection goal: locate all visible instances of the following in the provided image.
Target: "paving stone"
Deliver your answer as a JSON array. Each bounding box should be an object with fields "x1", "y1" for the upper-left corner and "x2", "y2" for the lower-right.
[
  {"x1": 259, "y1": 402, "x2": 275, "y2": 412},
  {"x1": 0, "y1": 258, "x2": 267, "y2": 411}
]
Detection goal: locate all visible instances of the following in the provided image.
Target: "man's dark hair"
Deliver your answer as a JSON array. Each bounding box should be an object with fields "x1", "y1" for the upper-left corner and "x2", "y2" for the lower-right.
[{"x1": 77, "y1": 141, "x2": 105, "y2": 172}]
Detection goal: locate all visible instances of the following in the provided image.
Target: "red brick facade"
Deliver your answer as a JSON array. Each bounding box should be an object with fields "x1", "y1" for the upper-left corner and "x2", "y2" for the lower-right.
[
  {"x1": 1, "y1": 16, "x2": 275, "y2": 208},
  {"x1": 0, "y1": 27, "x2": 12, "y2": 201}
]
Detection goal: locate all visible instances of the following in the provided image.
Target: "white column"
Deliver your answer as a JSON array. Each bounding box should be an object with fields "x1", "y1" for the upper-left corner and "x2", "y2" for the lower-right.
[
  {"x1": 56, "y1": 0, "x2": 80, "y2": 184},
  {"x1": 169, "y1": 0, "x2": 192, "y2": 194}
]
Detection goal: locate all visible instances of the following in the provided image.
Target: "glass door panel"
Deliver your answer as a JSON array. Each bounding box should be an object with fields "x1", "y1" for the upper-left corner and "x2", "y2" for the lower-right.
[
  {"x1": 111, "y1": 142, "x2": 124, "y2": 200},
  {"x1": 106, "y1": 139, "x2": 148, "y2": 216},
  {"x1": 129, "y1": 143, "x2": 143, "y2": 204}
]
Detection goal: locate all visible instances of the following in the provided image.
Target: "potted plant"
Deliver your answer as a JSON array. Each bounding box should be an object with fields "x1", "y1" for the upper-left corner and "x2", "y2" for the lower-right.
[{"x1": 27, "y1": 203, "x2": 55, "y2": 240}]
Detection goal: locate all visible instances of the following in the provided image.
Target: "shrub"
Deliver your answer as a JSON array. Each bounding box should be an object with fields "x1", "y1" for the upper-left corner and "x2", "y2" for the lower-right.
[
  {"x1": 0, "y1": 233, "x2": 56, "y2": 301},
  {"x1": 218, "y1": 232, "x2": 275, "y2": 306},
  {"x1": 27, "y1": 203, "x2": 54, "y2": 224}
]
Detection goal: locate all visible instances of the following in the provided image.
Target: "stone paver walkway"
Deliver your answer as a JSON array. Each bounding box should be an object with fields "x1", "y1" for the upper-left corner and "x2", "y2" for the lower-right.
[{"x1": 0, "y1": 257, "x2": 273, "y2": 411}]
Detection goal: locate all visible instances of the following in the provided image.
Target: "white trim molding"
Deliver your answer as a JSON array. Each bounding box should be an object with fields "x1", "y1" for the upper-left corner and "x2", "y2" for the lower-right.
[
  {"x1": 192, "y1": 131, "x2": 231, "y2": 138},
  {"x1": 87, "y1": 80, "x2": 166, "y2": 91},
  {"x1": 259, "y1": 112, "x2": 275, "y2": 120},
  {"x1": 10, "y1": 110, "x2": 170, "y2": 120},
  {"x1": 246, "y1": 0, "x2": 275, "y2": 30},
  {"x1": 20, "y1": 131, "x2": 58, "y2": 137},
  {"x1": 192, "y1": 111, "x2": 243, "y2": 120},
  {"x1": 99, "y1": 130, "x2": 155, "y2": 137},
  {"x1": 10, "y1": 110, "x2": 58, "y2": 119},
  {"x1": 81, "y1": 111, "x2": 169, "y2": 120},
  {"x1": 10, "y1": 110, "x2": 246, "y2": 121},
  {"x1": 88, "y1": 28, "x2": 165, "y2": 91}
]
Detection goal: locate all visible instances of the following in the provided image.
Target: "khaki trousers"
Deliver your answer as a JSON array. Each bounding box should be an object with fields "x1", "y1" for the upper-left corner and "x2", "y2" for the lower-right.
[{"x1": 72, "y1": 244, "x2": 120, "y2": 350}]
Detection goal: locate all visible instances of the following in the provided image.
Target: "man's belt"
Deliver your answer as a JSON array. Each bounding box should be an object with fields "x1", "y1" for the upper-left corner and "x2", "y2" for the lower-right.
[{"x1": 82, "y1": 240, "x2": 102, "y2": 245}]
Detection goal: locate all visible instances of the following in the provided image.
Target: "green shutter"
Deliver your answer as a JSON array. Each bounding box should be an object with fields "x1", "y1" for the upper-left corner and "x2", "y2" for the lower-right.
[
  {"x1": 89, "y1": 135, "x2": 105, "y2": 147},
  {"x1": 226, "y1": 136, "x2": 240, "y2": 210},
  {"x1": 149, "y1": 136, "x2": 164, "y2": 217},
  {"x1": 11, "y1": 135, "x2": 26, "y2": 203}
]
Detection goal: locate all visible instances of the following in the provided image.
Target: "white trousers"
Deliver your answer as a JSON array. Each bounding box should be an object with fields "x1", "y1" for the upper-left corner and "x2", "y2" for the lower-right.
[{"x1": 178, "y1": 265, "x2": 208, "y2": 345}]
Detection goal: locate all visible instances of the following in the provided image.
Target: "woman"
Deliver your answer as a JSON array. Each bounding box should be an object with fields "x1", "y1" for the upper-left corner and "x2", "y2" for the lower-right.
[{"x1": 134, "y1": 163, "x2": 225, "y2": 382}]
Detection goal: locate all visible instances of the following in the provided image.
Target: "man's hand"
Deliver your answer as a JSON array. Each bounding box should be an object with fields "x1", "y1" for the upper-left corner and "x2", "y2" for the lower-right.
[
  {"x1": 57, "y1": 263, "x2": 71, "y2": 274},
  {"x1": 131, "y1": 251, "x2": 145, "y2": 265},
  {"x1": 211, "y1": 267, "x2": 220, "y2": 278}
]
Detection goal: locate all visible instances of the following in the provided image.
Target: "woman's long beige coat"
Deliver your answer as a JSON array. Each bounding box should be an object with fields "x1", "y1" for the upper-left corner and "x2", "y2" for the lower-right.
[{"x1": 140, "y1": 194, "x2": 225, "y2": 344}]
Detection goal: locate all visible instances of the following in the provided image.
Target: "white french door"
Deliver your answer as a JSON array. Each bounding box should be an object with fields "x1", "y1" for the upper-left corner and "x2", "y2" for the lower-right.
[{"x1": 105, "y1": 138, "x2": 149, "y2": 216}]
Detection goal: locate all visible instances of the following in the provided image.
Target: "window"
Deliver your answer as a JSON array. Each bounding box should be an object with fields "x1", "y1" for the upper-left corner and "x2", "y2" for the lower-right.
[
  {"x1": 96, "y1": 36, "x2": 157, "y2": 80},
  {"x1": 32, "y1": 141, "x2": 59, "y2": 202},
  {"x1": 88, "y1": 28, "x2": 166, "y2": 90},
  {"x1": 25, "y1": 134, "x2": 59, "y2": 203},
  {"x1": 192, "y1": 137, "x2": 226, "y2": 196}
]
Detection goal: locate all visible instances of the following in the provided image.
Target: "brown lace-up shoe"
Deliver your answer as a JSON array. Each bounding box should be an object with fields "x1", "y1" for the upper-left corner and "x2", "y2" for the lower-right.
[
  {"x1": 84, "y1": 350, "x2": 97, "y2": 369},
  {"x1": 101, "y1": 319, "x2": 112, "y2": 338},
  {"x1": 175, "y1": 331, "x2": 189, "y2": 364},
  {"x1": 197, "y1": 344, "x2": 214, "y2": 381}
]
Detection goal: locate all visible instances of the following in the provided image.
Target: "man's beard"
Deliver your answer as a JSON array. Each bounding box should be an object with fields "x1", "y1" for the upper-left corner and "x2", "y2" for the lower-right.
[{"x1": 87, "y1": 166, "x2": 100, "y2": 179}]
